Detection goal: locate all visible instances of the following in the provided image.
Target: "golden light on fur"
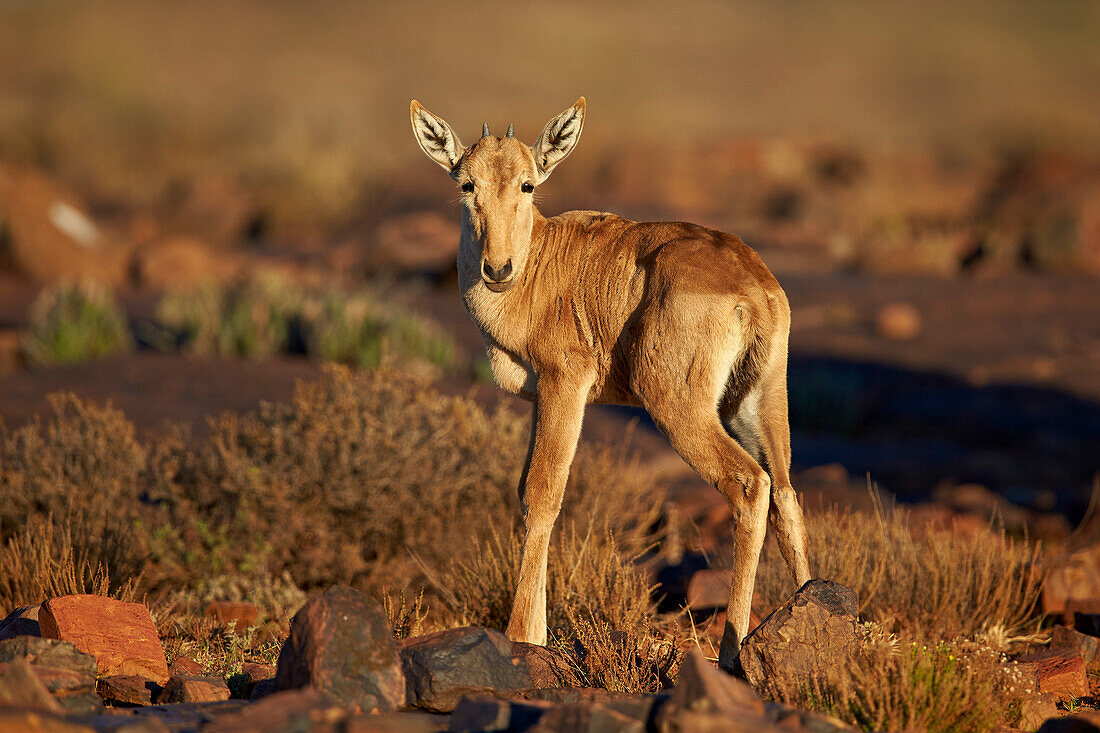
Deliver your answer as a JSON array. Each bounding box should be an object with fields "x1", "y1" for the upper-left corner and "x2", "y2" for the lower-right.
[{"x1": 411, "y1": 97, "x2": 812, "y2": 672}]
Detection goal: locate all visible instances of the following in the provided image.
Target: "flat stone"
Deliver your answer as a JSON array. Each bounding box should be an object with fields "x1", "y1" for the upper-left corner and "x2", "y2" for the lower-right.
[
  {"x1": 202, "y1": 688, "x2": 348, "y2": 733},
  {"x1": 510, "y1": 643, "x2": 572, "y2": 689},
  {"x1": 98, "y1": 675, "x2": 161, "y2": 706},
  {"x1": 274, "y1": 587, "x2": 404, "y2": 713},
  {"x1": 529, "y1": 702, "x2": 646, "y2": 733},
  {"x1": 447, "y1": 695, "x2": 553, "y2": 732},
  {"x1": 158, "y1": 674, "x2": 231, "y2": 703},
  {"x1": 1052, "y1": 626, "x2": 1100, "y2": 671},
  {"x1": 0, "y1": 659, "x2": 63, "y2": 713},
  {"x1": 665, "y1": 650, "x2": 763, "y2": 717},
  {"x1": 39, "y1": 595, "x2": 168, "y2": 683},
  {"x1": 168, "y1": 657, "x2": 204, "y2": 677},
  {"x1": 0, "y1": 604, "x2": 41, "y2": 640},
  {"x1": 400, "y1": 627, "x2": 532, "y2": 713}
]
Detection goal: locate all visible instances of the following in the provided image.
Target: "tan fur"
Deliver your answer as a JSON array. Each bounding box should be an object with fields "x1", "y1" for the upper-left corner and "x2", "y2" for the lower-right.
[{"x1": 411, "y1": 98, "x2": 811, "y2": 672}]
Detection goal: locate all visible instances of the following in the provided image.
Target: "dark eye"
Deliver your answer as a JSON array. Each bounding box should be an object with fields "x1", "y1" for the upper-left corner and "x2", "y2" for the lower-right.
[
  {"x1": 461, "y1": 181, "x2": 474, "y2": 193},
  {"x1": 521, "y1": 182, "x2": 534, "y2": 193}
]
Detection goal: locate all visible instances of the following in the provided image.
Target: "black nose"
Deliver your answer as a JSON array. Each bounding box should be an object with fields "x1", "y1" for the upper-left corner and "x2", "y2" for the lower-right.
[{"x1": 482, "y1": 259, "x2": 513, "y2": 282}]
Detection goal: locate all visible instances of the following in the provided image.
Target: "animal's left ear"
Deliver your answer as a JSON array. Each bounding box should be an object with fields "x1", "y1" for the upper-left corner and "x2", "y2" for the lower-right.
[{"x1": 533, "y1": 97, "x2": 585, "y2": 184}]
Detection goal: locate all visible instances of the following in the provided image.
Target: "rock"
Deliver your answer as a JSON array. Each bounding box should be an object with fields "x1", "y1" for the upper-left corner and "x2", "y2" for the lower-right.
[
  {"x1": 0, "y1": 708, "x2": 95, "y2": 733},
  {"x1": 0, "y1": 636, "x2": 101, "y2": 713},
  {"x1": 765, "y1": 701, "x2": 856, "y2": 732},
  {"x1": 98, "y1": 674, "x2": 160, "y2": 706},
  {"x1": 738, "y1": 580, "x2": 863, "y2": 689},
  {"x1": 168, "y1": 656, "x2": 204, "y2": 677},
  {"x1": 1017, "y1": 649, "x2": 1088, "y2": 702},
  {"x1": 344, "y1": 711, "x2": 450, "y2": 732},
  {"x1": 399, "y1": 627, "x2": 532, "y2": 713},
  {"x1": 368, "y1": 212, "x2": 459, "y2": 275},
  {"x1": 0, "y1": 636, "x2": 97, "y2": 678},
  {"x1": 1052, "y1": 626, "x2": 1100, "y2": 671},
  {"x1": 1040, "y1": 546, "x2": 1100, "y2": 618},
  {"x1": 274, "y1": 586, "x2": 404, "y2": 712},
  {"x1": 686, "y1": 569, "x2": 733, "y2": 610},
  {"x1": 875, "y1": 302, "x2": 922, "y2": 341},
  {"x1": 656, "y1": 650, "x2": 764, "y2": 731},
  {"x1": 203, "y1": 601, "x2": 260, "y2": 628},
  {"x1": 1038, "y1": 711, "x2": 1100, "y2": 732},
  {"x1": 0, "y1": 164, "x2": 129, "y2": 285},
  {"x1": 203, "y1": 688, "x2": 348, "y2": 733},
  {"x1": 0, "y1": 659, "x2": 63, "y2": 712},
  {"x1": 39, "y1": 595, "x2": 169, "y2": 684},
  {"x1": 236, "y1": 661, "x2": 276, "y2": 698},
  {"x1": 0, "y1": 604, "x2": 41, "y2": 640},
  {"x1": 530, "y1": 703, "x2": 646, "y2": 733},
  {"x1": 447, "y1": 695, "x2": 554, "y2": 732},
  {"x1": 133, "y1": 236, "x2": 235, "y2": 290},
  {"x1": 158, "y1": 674, "x2": 231, "y2": 703},
  {"x1": 511, "y1": 642, "x2": 572, "y2": 688},
  {"x1": 250, "y1": 678, "x2": 277, "y2": 700},
  {"x1": 931, "y1": 482, "x2": 1031, "y2": 533}
]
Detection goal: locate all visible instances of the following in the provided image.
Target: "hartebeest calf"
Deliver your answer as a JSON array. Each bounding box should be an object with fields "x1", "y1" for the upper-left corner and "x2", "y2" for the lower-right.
[{"x1": 410, "y1": 97, "x2": 811, "y2": 672}]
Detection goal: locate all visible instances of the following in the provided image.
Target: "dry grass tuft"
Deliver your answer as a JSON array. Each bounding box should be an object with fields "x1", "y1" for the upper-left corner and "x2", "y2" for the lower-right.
[
  {"x1": 754, "y1": 497, "x2": 1043, "y2": 640},
  {"x1": 0, "y1": 518, "x2": 135, "y2": 613},
  {"x1": 381, "y1": 587, "x2": 430, "y2": 640},
  {"x1": 439, "y1": 523, "x2": 656, "y2": 636},
  {"x1": 551, "y1": 611, "x2": 683, "y2": 694},
  {"x1": 760, "y1": 628, "x2": 1032, "y2": 733}
]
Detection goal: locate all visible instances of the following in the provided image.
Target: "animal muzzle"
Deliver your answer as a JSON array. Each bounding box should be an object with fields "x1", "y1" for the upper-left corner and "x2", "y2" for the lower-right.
[{"x1": 482, "y1": 259, "x2": 514, "y2": 292}]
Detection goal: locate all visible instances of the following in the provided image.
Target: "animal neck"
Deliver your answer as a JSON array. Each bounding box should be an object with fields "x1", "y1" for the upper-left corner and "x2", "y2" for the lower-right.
[{"x1": 458, "y1": 206, "x2": 550, "y2": 358}]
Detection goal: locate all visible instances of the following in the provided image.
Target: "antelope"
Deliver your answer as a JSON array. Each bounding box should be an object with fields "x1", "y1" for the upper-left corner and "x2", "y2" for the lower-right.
[{"x1": 410, "y1": 97, "x2": 811, "y2": 672}]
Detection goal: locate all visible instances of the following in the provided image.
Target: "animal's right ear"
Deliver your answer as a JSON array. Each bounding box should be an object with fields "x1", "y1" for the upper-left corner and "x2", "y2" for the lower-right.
[{"x1": 410, "y1": 100, "x2": 465, "y2": 177}]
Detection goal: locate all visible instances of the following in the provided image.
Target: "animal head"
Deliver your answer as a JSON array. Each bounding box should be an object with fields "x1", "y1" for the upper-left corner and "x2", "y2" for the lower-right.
[{"x1": 410, "y1": 98, "x2": 585, "y2": 292}]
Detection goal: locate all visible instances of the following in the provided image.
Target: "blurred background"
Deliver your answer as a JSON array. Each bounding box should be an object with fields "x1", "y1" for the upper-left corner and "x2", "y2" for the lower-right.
[{"x1": 0, "y1": 0, "x2": 1098, "y2": 532}]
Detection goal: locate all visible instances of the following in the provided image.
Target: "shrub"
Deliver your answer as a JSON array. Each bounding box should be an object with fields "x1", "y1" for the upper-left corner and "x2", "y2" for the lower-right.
[
  {"x1": 551, "y1": 612, "x2": 683, "y2": 694},
  {"x1": 149, "y1": 366, "x2": 664, "y2": 594},
  {"x1": 21, "y1": 281, "x2": 132, "y2": 367},
  {"x1": 760, "y1": 629, "x2": 1032, "y2": 732},
  {"x1": 0, "y1": 393, "x2": 147, "y2": 606},
  {"x1": 752, "y1": 499, "x2": 1043, "y2": 640},
  {"x1": 155, "y1": 274, "x2": 302, "y2": 358},
  {"x1": 154, "y1": 276, "x2": 455, "y2": 372}
]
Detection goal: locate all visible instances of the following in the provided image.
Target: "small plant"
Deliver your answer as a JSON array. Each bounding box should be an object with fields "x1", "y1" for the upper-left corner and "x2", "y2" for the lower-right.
[
  {"x1": 381, "y1": 587, "x2": 430, "y2": 640},
  {"x1": 21, "y1": 281, "x2": 132, "y2": 367}
]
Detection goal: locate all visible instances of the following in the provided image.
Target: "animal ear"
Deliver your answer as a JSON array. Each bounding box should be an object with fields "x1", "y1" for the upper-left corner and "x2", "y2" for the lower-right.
[
  {"x1": 410, "y1": 100, "x2": 465, "y2": 177},
  {"x1": 533, "y1": 97, "x2": 585, "y2": 183}
]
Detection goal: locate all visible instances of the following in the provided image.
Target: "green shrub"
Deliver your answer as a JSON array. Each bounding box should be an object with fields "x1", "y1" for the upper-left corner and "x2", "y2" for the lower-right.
[{"x1": 21, "y1": 281, "x2": 132, "y2": 367}]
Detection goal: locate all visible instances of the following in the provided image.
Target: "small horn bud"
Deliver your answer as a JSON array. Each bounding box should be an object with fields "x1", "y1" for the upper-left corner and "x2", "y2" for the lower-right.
[
  {"x1": 482, "y1": 122, "x2": 491, "y2": 138},
  {"x1": 505, "y1": 123, "x2": 515, "y2": 138}
]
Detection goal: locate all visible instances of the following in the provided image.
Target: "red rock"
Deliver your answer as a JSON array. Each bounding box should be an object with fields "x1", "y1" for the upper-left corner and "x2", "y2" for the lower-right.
[
  {"x1": 0, "y1": 659, "x2": 63, "y2": 713},
  {"x1": 1052, "y1": 626, "x2": 1100, "y2": 672},
  {"x1": 0, "y1": 708, "x2": 95, "y2": 733},
  {"x1": 1017, "y1": 650, "x2": 1088, "y2": 702},
  {"x1": 1042, "y1": 546, "x2": 1100, "y2": 617},
  {"x1": 168, "y1": 656, "x2": 204, "y2": 677},
  {"x1": 367, "y1": 212, "x2": 459, "y2": 275},
  {"x1": 204, "y1": 601, "x2": 260, "y2": 628},
  {"x1": 97, "y1": 674, "x2": 159, "y2": 706},
  {"x1": 38, "y1": 595, "x2": 168, "y2": 683},
  {"x1": 159, "y1": 674, "x2": 231, "y2": 703},
  {"x1": 343, "y1": 711, "x2": 450, "y2": 732}
]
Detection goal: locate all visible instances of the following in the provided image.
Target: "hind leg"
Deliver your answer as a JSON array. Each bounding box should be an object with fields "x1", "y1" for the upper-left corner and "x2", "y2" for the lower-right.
[
  {"x1": 722, "y1": 356, "x2": 811, "y2": 587},
  {"x1": 643, "y1": 392, "x2": 771, "y2": 673}
]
